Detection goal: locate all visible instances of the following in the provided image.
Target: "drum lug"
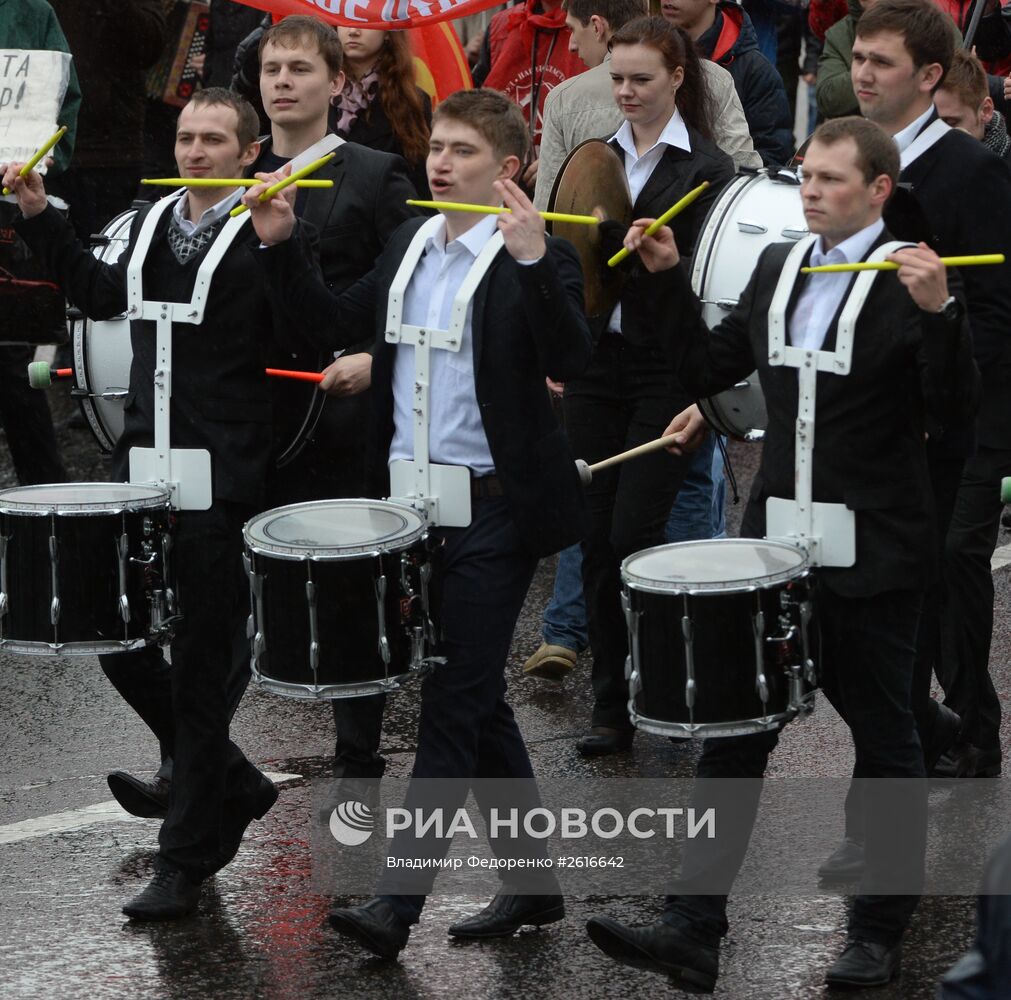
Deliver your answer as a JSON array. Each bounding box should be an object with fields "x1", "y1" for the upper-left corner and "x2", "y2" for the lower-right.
[
  {"x1": 48, "y1": 532, "x2": 60, "y2": 627},
  {"x1": 246, "y1": 613, "x2": 254, "y2": 639},
  {"x1": 374, "y1": 573, "x2": 391, "y2": 667},
  {"x1": 410, "y1": 626, "x2": 426, "y2": 671},
  {"x1": 117, "y1": 531, "x2": 131, "y2": 624},
  {"x1": 400, "y1": 553, "x2": 415, "y2": 597},
  {"x1": 306, "y1": 576, "x2": 320, "y2": 677},
  {"x1": 682, "y1": 608, "x2": 696, "y2": 714},
  {"x1": 244, "y1": 552, "x2": 265, "y2": 660},
  {"x1": 751, "y1": 608, "x2": 770, "y2": 706},
  {"x1": 0, "y1": 531, "x2": 8, "y2": 623},
  {"x1": 161, "y1": 532, "x2": 175, "y2": 612}
]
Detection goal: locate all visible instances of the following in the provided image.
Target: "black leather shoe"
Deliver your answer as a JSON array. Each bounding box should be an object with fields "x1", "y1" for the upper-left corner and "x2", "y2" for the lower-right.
[
  {"x1": 932, "y1": 742, "x2": 1001, "y2": 778},
  {"x1": 576, "y1": 727, "x2": 634, "y2": 757},
  {"x1": 217, "y1": 773, "x2": 279, "y2": 871},
  {"x1": 586, "y1": 916, "x2": 718, "y2": 992},
  {"x1": 122, "y1": 867, "x2": 201, "y2": 921},
  {"x1": 824, "y1": 938, "x2": 901, "y2": 988},
  {"x1": 448, "y1": 893, "x2": 564, "y2": 938},
  {"x1": 107, "y1": 771, "x2": 171, "y2": 819},
  {"x1": 817, "y1": 837, "x2": 865, "y2": 882},
  {"x1": 329, "y1": 897, "x2": 410, "y2": 959},
  {"x1": 923, "y1": 704, "x2": 961, "y2": 774}
]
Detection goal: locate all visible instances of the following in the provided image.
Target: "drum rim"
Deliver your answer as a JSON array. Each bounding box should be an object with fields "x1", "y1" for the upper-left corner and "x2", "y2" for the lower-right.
[
  {"x1": 243, "y1": 498, "x2": 428, "y2": 558},
  {"x1": 0, "y1": 636, "x2": 155, "y2": 655},
  {"x1": 0, "y1": 481, "x2": 171, "y2": 514},
  {"x1": 621, "y1": 538, "x2": 809, "y2": 594},
  {"x1": 250, "y1": 663, "x2": 410, "y2": 699}
]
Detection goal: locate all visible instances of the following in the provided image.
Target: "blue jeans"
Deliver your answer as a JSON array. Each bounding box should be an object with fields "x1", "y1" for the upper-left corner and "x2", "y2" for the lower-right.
[{"x1": 542, "y1": 437, "x2": 726, "y2": 651}]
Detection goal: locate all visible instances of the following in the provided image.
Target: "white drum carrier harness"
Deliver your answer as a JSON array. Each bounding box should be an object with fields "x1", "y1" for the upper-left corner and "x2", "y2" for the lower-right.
[
  {"x1": 384, "y1": 215, "x2": 506, "y2": 527},
  {"x1": 764, "y1": 236, "x2": 914, "y2": 567},
  {"x1": 125, "y1": 191, "x2": 251, "y2": 510}
]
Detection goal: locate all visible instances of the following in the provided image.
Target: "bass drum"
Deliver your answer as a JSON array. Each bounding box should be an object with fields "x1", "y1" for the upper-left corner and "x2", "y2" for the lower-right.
[
  {"x1": 70, "y1": 208, "x2": 326, "y2": 465},
  {"x1": 690, "y1": 171, "x2": 808, "y2": 441}
]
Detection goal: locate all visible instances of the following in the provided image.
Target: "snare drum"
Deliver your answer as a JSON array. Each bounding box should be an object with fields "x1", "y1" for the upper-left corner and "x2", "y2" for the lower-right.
[
  {"x1": 0, "y1": 482, "x2": 175, "y2": 655},
  {"x1": 243, "y1": 499, "x2": 434, "y2": 699},
  {"x1": 622, "y1": 538, "x2": 818, "y2": 738},
  {"x1": 690, "y1": 172, "x2": 808, "y2": 440}
]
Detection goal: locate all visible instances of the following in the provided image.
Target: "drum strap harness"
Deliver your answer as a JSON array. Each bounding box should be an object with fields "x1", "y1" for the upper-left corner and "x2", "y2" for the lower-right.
[
  {"x1": 384, "y1": 215, "x2": 506, "y2": 528},
  {"x1": 765, "y1": 235, "x2": 914, "y2": 567},
  {"x1": 125, "y1": 191, "x2": 251, "y2": 511}
]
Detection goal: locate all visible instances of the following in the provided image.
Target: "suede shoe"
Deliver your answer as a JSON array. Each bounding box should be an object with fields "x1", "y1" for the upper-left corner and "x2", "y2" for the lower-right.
[
  {"x1": 122, "y1": 866, "x2": 201, "y2": 921},
  {"x1": 825, "y1": 938, "x2": 901, "y2": 988},
  {"x1": 523, "y1": 643, "x2": 577, "y2": 681},
  {"x1": 586, "y1": 916, "x2": 718, "y2": 992},
  {"x1": 448, "y1": 893, "x2": 565, "y2": 938},
  {"x1": 107, "y1": 771, "x2": 171, "y2": 819},
  {"x1": 329, "y1": 897, "x2": 410, "y2": 959},
  {"x1": 216, "y1": 773, "x2": 279, "y2": 871},
  {"x1": 817, "y1": 837, "x2": 865, "y2": 882},
  {"x1": 576, "y1": 727, "x2": 634, "y2": 757}
]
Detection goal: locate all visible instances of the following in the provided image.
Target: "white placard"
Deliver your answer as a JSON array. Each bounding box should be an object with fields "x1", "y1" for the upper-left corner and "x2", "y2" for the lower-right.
[{"x1": 0, "y1": 49, "x2": 72, "y2": 171}]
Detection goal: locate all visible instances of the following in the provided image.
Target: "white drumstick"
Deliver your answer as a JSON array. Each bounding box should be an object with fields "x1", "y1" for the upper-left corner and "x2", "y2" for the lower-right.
[{"x1": 576, "y1": 434, "x2": 680, "y2": 486}]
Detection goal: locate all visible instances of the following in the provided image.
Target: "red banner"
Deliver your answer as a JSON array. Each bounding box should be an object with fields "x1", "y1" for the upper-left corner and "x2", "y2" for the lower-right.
[{"x1": 232, "y1": 0, "x2": 504, "y2": 30}]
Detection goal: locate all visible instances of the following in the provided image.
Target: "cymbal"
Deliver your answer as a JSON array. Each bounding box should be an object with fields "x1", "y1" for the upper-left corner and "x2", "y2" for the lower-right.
[{"x1": 547, "y1": 138, "x2": 632, "y2": 318}]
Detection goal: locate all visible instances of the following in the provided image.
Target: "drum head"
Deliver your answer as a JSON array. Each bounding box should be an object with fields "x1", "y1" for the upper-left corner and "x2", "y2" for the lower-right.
[
  {"x1": 0, "y1": 482, "x2": 170, "y2": 513},
  {"x1": 244, "y1": 499, "x2": 427, "y2": 558},
  {"x1": 622, "y1": 538, "x2": 808, "y2": 594},
  {"x1": 547, "y1": 138, "x2": 631, "y2": 318}
]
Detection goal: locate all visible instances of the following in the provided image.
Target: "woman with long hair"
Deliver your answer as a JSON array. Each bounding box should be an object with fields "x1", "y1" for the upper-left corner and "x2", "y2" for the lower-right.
[
  {"x1": 564, "y1": 15, "x2": 735, "y2": 755},
  {"x1": 330, "y1": 26, "x2": 433, "y2": 196}
]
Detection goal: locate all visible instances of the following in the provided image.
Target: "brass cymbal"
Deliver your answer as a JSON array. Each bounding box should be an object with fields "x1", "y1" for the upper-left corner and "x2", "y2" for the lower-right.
[{"x1": 547, "y1": 138, "x2": 632, "y2": 318}]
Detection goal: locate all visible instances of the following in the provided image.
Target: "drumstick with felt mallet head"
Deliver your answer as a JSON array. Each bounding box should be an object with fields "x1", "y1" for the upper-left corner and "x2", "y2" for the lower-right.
[
  {"x1": 26, "y1": 361, "x2": 74, "y2": 388},
  {"x1": 575, "y1": 433, "x2": 682, "y2": 486}
]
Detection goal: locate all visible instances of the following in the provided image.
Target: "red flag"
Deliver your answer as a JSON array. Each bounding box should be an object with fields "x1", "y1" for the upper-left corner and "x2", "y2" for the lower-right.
[
  {"x1": 233, "y1": 0, "x2": 504, "y2": 30},
  {"x1": 409, "y1": 22, "x2": 472, "y2": 105}
]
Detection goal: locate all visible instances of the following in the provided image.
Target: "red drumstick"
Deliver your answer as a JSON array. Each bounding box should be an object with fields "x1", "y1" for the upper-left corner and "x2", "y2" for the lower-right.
[{"x1": 265, "y1": 367, "x2": 325, "y2": 384}]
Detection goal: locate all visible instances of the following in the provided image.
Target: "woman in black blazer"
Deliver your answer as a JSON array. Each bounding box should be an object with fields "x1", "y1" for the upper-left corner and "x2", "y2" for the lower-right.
[
  {"x1": 564, "y1": 16, "x2": 735, "y2": 756},
  {"x1": 329, "y1": 26, "x2": 433, "y2": 197}
]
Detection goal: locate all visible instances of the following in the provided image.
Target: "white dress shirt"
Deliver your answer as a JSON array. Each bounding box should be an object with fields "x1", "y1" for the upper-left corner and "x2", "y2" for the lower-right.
[
  {"x1": 171, "y1": 187, "x2": 243, "y2": 235},
  {"x1": 608, "y1": 108, "x2": 692, "y2": 333},
  {"x1": 389, "y1": 213, "x2": 500, "y2": 476},
  {"x1": 892, "y1": 105, "x2": 936, "y2": 155},
  {"x1": 788, "y1": 218, "x2": 885, "y2": 351}
]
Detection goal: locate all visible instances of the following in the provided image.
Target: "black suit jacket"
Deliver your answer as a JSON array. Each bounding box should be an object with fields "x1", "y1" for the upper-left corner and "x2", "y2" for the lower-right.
[
  {"x1": 256, "y1": 218, "x2": 593, "y2": 557},
  {"x1": 887, "y1": 114, "x2": 1011, "y2": 450},
  {"x1": 16, "y1": 203, "x2": 306, "y2": 507},
  {"x1": 601, "y1": 127, "x2": 735, "y2": 349},
  {"x1": 661, "y1": 231, "x2": 980, "y2": 597}
]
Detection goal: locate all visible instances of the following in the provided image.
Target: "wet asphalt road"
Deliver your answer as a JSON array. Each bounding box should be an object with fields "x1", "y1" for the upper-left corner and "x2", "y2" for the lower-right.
[{"x1": 1, "y1": 382, "x2": 1008, "y2": 1000}]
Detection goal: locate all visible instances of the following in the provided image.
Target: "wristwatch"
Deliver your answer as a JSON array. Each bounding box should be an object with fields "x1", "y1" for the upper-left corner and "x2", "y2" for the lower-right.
[{"x1": 935, "y1": 295, "x2": 963, "y2": 322}]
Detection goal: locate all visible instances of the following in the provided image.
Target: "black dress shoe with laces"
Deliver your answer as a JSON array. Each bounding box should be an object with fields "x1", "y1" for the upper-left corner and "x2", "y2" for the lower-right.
[
  {"x1": 817, "y1": 837, "x2": 865, "y2": 882},
  {"x1": 107, "y1": 771, "x2": 171, "y2": 819},
  {"x1": 448, "y1": 893, "x2": 565, "y2": 938},
  {"x1": 825, "y1": 938, "x2": 901, "y2": 988},
  {"x1": 586, "y1": 916, "x2": 719, "y2": 993},
  {"x1": 216, "y1": 773, "x2": 279, "y2": 871},
  {"x1": 923, "y1": 704, "x2": 961, "y2": 773},
  {"x1": 932, "y1": 742, "x2": 1001, "y2": 778},
  {"x1": 576, "y1": 727, "x2": 634, "y2": 757},
  {"x1": 329, "y1": 897, "x2": 410, "y2": 959},
  {"x1": 122, "y1": 867, "x2": 201, "y2": 921}
]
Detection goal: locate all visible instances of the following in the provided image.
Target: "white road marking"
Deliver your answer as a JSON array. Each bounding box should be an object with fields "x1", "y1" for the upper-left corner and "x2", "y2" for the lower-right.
[{"x1": 0, "y1": 771, "x2": 301, "y2": 847}]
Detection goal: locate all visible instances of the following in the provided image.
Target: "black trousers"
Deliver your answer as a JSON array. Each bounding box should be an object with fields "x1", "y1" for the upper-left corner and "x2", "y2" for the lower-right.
[
  {"x1": 938, "y1": 445, "x2": 1011, "y2": 766},
  {"x1": 99, "y1": 502, "x2": 265, "y2": 882},
  {"x1": 564, "y1": 333, "x2": 691, "y2": 729},
  {"x1": 664, "y1": 588, "x2": 927, "y2": 948},
  {"x1": 378, "y1": 496, "x2": 542, "y2": 923},
  {"x1": 0, "y1": 346, "x2": 67, "y2": 486}
]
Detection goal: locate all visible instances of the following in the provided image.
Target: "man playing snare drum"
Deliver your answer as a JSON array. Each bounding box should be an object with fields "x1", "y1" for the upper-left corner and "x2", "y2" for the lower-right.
[
  {"x1": 585, "y1": 116, "x2": 980, "y2": 990},
  {"x1": 2, "y1": 89, "x2": 312, "y2": 920}
]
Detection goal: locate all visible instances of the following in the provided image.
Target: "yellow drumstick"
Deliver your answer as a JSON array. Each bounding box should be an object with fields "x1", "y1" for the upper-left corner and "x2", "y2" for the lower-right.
[
  {"x1": 607, "y1": 180, "x2": 711, "y2": 268},
  {"x1": 142, "y1": 177, "x2": 334, "y2": 189},
  {"x1": 406, "y1": 198, "x2": 599, "y2": 226},
  {"x1": 2, "y1": 125, "x2": 68, "y2": 196},
  {"x1": 229, "y1": 152, "x2": 337, "y2": 217},
  {"x1": 801, "y1": 253, "x2": 1005, "y2": 273}
]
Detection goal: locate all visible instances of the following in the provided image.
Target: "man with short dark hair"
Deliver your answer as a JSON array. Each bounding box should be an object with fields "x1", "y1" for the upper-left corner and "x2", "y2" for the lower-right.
[
  {"x1": 3, "y1": 89, "x2": 308, "y2": 921},
  {"x1": 935, "y1": 49, "x2": 1010, "y2": 161},
  {"x1": 585, "y1": 114, "x2": 979, "y2": 990},
  {"x1": 247, "y1": 87, "x2": 592, "y2": 959}
]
